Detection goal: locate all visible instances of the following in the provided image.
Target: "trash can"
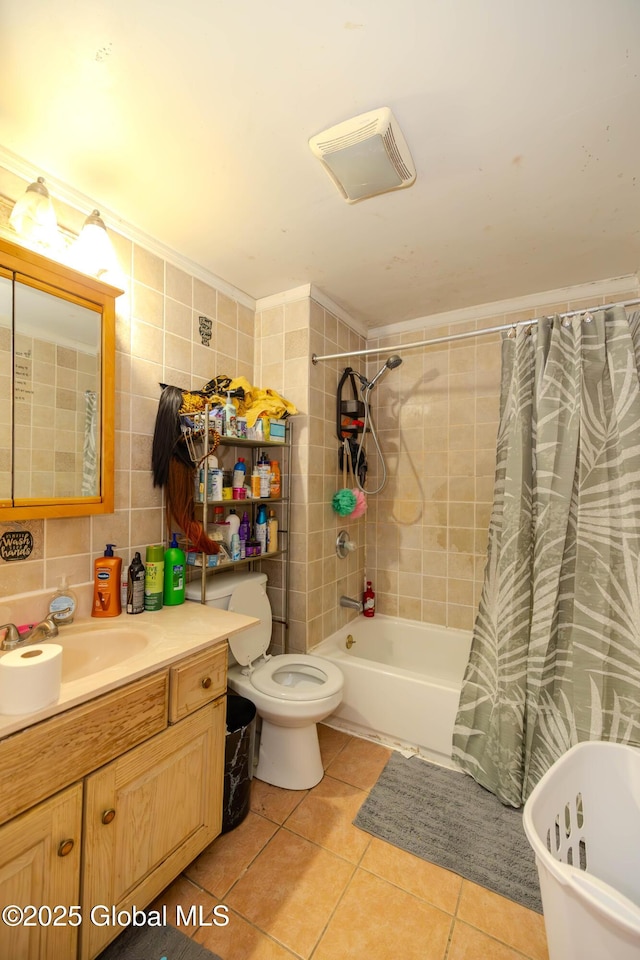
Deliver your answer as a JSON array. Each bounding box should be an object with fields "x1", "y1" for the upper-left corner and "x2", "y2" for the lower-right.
[
  {"x1": 222, "y1": 694, "x2": 256, "y2": 833},
  {"x1": 523, "y1": 741, "x2": 640, "y2": 960}
]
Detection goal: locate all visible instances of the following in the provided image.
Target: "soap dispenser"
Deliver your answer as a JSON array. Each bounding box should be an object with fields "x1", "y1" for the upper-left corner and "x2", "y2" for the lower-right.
[
  {"x1": 92, "y1": 544, "x2": 122, "y2": 618},
  {"x1": 48, "y1": 575, "x2": 78, "y2": 624}
]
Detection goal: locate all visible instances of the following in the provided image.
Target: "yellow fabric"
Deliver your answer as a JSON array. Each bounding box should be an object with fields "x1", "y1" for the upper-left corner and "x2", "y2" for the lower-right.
[{"x1": 208, "y1": 376, "x2": 298, "y2": 427}]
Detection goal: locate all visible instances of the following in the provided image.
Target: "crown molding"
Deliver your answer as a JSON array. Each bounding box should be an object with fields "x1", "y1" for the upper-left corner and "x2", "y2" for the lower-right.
[{"x1": 369, "y1": 274, "x2": 640, "y2": 339}]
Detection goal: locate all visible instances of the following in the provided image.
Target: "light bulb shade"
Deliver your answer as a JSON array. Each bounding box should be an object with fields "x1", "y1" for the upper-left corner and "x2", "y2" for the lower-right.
[
  {"x1": 9, "y1": 177, "x2": 60, "y2": 249},
  {"x1": 70, "y1": 209, "x2": 118, "y2": 279}
]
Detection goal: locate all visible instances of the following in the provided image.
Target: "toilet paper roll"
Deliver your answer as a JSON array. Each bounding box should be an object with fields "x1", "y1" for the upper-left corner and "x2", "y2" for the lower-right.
[{"x1": 0, "y1": 643, "x2": 62, "y2": 715}]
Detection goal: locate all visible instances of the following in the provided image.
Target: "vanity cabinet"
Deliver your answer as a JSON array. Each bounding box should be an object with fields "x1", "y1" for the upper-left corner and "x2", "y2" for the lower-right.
[
  {"x1": 80, "y1": 699, "x2": 224, "y2": 960},
  {"x1": 0, "y1": 783, "x2": 83, "y2": 960},
  {"x1": 0, "y1": 640, "x2": 227, "y2": 960}
]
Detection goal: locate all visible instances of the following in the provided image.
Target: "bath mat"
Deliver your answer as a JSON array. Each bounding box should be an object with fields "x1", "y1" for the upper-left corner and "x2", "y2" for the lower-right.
[
  {"x1": 96, "y1": 918, "x2": 223, "y2": 960},
  {"x1": 354, "y1": 752, "x2": 542, "y2": 913}
]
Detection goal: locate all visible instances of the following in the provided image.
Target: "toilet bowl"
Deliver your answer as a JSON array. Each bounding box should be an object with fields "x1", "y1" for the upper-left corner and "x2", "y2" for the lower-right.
[{"x1": 186, "y1": 571, "x2": 343, "y2": 789}]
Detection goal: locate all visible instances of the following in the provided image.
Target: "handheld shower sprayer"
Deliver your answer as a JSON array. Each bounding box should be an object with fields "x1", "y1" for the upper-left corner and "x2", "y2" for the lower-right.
[
  {"x1": 366, "y1": 354, "x2": 403, "y2": 391},
  {"x1": 354, "y1": 354, "x2": 403, "y2": 495}
]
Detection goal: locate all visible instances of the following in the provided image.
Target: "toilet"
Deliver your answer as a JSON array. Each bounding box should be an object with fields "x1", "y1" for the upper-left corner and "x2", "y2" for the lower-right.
[{"x1": 186, "y1": 571, "x2": 344, "y2": 789}]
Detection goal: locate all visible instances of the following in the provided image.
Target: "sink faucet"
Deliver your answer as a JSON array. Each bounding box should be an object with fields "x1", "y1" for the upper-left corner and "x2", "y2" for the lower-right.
[
  {"x1": 0, "y1": 613, "x2": 66, "y2": 652},
  {"x1": 339, "y1": 595, "x2": 363, "y2": 613}
]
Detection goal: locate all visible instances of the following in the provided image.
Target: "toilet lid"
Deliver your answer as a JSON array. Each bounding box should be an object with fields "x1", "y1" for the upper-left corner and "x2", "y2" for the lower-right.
[
  {"x1": 227, "y1": 581, "x2": 272, "y2": 666},
  {"x1": 250, "y1": 654, "x2": 344, "y2": 701}
]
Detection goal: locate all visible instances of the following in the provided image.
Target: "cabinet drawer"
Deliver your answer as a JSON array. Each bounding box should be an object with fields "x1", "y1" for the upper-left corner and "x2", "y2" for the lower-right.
[
  {"x1": 0, "y1": 671, "x2": 168, "y2": 825},
  {"x1": 169, "y1": 642, "x2": 227, "y2": 722}
]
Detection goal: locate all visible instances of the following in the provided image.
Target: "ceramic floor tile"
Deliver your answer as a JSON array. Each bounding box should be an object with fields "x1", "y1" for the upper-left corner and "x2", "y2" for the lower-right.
[
  {"x1": 284, "y1": 774, "x2": 371, "y2": 863},
  {"x1": 250, "y1": 776, "x2": 308, "y2": 824},
  {"x1": 195, "y1": 906, "x2": 300, "y2": 960},
  {"x1": 185, "y1": 812, "x2": 278, "y2": 898},
  {"x1": 313, "y1": 867, "x2": 452, "y2": 960},
  {"x1": 324, "y1": 735, "x2": 392, "y2": 790},
  {"x1": 318, "y1": 723, "x2": 351, "y2": 768},
  {"x1": 151, "y1": 875, "x2": 217, "y2": 936},
  {"x1": 447, "y1": 920, "x2": 535, "y2": 960},
  {"x1": 360, "y1": 836, "x2": 462, "y2": 914},
  {"x1": 457, "y1": 881, "x2": 549, "y2": 960},
  {"x1": 225, "y1": 828, "x2": 354, "y2": 959}
]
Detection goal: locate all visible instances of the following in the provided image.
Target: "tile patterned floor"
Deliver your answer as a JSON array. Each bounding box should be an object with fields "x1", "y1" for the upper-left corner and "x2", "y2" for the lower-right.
[{"x1": 152, "y1": 726, "x2": 549, "y2": 960}]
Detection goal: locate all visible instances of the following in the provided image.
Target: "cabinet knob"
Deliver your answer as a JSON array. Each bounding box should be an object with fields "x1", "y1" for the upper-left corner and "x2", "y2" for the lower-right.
[
  {"x1": 201, "y1": 676, "x2": 212, "y2": 689},
  {"x1": 58, "y1": 839, "x2": 75, "y2": 858},
  {"x1": 101, "y1": 808, "x2": 116, "y2": 825}
]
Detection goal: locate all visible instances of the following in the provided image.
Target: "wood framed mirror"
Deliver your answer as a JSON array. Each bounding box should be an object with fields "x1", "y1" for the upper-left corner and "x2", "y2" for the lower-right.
[{"x1": 0, "y1": 237, "x2": 122, "y2": 520}]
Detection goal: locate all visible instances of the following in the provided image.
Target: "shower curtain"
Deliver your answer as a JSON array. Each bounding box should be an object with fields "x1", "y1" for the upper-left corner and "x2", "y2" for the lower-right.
[
  {"x1": 452, "y1": 307, "x2": 640, "y2": 807},
  {"x1": 82, "y1": 389, "x2": 98, "y2": 496}
]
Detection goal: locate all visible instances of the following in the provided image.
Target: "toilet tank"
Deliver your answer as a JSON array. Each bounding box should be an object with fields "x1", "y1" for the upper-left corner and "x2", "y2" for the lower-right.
[{"x1": 185, "y1": 570, "x2": 268, "y2": 611}]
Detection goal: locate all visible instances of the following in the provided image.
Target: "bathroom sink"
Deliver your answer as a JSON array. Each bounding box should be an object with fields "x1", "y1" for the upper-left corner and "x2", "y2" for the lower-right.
[{"x1": 55, "y1": 628, "x2": 150, "y2": 682}]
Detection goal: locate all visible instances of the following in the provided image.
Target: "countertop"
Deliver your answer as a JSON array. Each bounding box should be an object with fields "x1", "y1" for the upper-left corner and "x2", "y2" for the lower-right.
[{"x1": 0, "y1": 601, "x2": 257, "y2": 739}]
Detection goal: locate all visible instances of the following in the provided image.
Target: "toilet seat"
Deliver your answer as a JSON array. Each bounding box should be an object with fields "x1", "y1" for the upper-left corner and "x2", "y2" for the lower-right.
[
  {"x1": 227, "y1": 580, "x2": 272, "y2": 665},
  {"x1": 250, "y1": 654, "x2": 344, "y2": 702},
  {"x1": 227, "y1": 580, "x2": 343, "y2": 703}
]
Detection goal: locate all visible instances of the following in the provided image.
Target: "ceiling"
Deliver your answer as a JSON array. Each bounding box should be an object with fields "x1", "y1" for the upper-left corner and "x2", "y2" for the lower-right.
[{"x1": 1, "y1": 0, "x2": 639, "y2": 330}]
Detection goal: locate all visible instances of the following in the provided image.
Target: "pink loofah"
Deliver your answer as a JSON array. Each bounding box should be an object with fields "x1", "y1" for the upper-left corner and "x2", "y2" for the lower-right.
[{"x1": 350, "y1": 489, "x2": 368, "y2": 518}]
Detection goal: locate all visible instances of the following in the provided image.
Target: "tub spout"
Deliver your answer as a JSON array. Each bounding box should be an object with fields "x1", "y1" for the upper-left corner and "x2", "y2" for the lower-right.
[{"x1": 340, "y1": 595, "x2": 363, "y2": 613}]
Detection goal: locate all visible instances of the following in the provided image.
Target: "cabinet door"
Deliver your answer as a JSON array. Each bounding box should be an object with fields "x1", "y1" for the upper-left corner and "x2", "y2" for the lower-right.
[
  {"x1": 80, "y1": 699, "x2": 224, "y2": 960},
  {"x1": 0, "y1": 783, "x2": 82, "y2": 960}
]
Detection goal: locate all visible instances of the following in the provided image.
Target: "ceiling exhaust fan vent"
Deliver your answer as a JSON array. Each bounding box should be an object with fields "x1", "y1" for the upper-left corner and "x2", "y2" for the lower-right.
[{"x1": 309, "y1": 107, "x2": 416, "y2": 204}]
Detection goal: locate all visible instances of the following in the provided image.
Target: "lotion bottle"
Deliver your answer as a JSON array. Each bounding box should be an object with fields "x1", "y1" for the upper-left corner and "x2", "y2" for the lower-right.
[{"x1": 92, "y1": 544, "x2": 122, "y2": 618}]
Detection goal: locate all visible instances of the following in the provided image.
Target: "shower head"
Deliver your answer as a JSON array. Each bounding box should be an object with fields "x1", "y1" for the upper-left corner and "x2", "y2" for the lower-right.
[{"x1": 366, "y1": 354, "x2": 403, "y2": 390}]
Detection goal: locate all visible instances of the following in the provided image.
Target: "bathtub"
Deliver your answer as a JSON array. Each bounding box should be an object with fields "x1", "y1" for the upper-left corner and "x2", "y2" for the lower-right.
[{"x1": 312, "y1": 615, "x2": 472, "y2": 768}]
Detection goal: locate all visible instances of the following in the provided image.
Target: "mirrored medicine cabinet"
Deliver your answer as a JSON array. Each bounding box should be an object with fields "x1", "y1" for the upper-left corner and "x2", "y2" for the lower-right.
[{"x1": 0, "y1": 236, "x2": 122, "y2": 520}]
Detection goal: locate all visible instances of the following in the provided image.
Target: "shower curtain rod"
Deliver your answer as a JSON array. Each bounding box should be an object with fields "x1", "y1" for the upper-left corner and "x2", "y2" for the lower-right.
[{"x1": 310, "y1": 297, "x2": 640, "y2": 364}]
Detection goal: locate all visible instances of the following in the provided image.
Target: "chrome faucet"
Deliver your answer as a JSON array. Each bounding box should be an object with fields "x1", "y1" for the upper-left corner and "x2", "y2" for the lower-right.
[
  {"x1": 339, "y1": 595, "x2": 363, "y2": 613},
  {"x1": 0, "y1": 614, "x2": 65, "y2": 652}
]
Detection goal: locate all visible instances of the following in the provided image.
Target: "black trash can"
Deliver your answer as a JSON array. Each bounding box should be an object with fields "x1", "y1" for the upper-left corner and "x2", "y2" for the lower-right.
[{"x1": 222, "y1": 694, "x2": 257, "y2": 833}]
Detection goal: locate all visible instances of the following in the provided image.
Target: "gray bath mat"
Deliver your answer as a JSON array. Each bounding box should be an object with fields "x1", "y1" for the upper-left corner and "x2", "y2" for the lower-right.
[
  {"x1": 354, "y1": 752, "x2": 542, "y2": 913},
  {"x1": 96, "y1": 919, "x2": 223, "y2": 959}
]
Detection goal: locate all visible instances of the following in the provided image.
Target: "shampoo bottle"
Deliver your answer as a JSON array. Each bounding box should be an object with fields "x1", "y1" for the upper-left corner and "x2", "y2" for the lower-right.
[
  {"x1": 224, "y1": 393, "x2": 237, "y2": 437},
  {"x1": 92, "y1": 544, "x2": 122, "y2": 618},
  {"x1": 255, "y1": 504, "x2": 267, "y2": 554},
  {"x1": 267, "y1": 510, "x2": 278, "y2": 553},
  {"x1": 226, "y1": 509, "x2": 240, "y2": 544},
  {"x1": 127, "y1": 552, "x2": 146, "y2": 614},
  {"x1": 144, "y1": 544, "x2": 164, "y2": 611},
  {"x1": 363, "y1": 580, "x2": 376, "y2": 618},
  {"x1": 163, "y1": 534, "x2": 186, "y2": 606}
]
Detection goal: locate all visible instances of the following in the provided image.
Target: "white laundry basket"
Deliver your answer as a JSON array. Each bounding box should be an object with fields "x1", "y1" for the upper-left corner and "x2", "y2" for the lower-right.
[{"x1": 523, "y1": 741, "x2": 640, "y2": 960}]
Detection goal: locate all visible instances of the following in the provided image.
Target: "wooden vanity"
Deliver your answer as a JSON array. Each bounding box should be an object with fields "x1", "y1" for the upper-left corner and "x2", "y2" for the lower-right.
[{"x1": 0, "y1": 605, "x2": 254, "y2": 959}]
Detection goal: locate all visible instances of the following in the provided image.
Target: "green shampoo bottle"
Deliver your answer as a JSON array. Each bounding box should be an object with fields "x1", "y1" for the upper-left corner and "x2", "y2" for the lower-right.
[{"x1": 163, "y1": 533, "x2": 186, "y2": 605}]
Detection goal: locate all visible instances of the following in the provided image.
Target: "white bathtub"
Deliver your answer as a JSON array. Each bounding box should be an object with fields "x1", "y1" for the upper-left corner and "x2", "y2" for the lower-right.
[{"x1": 312, "y1": 615, "x2": 472, "y2": 768}]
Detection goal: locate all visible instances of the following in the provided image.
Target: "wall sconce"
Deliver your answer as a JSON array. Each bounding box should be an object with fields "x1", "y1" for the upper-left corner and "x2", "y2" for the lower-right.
[
  {"x1": 9, "y1": 176, "x2": 60, "y2": 250},
  {"x1": 69, "y1": 209, "x2": 118, "y2": 279}
]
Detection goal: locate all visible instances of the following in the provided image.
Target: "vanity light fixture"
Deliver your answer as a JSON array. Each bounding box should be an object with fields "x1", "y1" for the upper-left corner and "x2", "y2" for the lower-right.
[
  {"x1": 8, "y1": 176, "x2": 60, "y2": 250},
  {"x1": 69, "y1": 209, "x2": 118, "y2": 279}
]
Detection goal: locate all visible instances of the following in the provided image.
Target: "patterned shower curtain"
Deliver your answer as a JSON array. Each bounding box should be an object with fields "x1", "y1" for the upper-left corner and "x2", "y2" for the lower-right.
[{"x1": 452, "y1": 307, "x2": 640, "y2": 807}]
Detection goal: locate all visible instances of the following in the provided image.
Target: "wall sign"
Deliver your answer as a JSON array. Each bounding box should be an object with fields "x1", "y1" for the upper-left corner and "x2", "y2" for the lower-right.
[
  {"x1": 0, "y1": 530, "x2": 34, "y2": 561},
  {"x1": 199, "y1": 315, "x2": 213, "y2": 347}
]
